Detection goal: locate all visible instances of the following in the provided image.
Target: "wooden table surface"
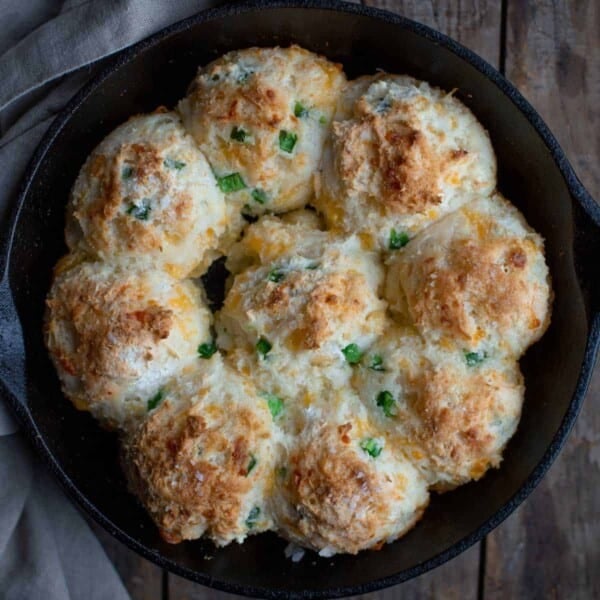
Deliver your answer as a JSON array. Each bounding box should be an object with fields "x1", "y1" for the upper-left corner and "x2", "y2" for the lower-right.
[{"x1": 94, "y1": 1, "x2": 600, "y2": 598}]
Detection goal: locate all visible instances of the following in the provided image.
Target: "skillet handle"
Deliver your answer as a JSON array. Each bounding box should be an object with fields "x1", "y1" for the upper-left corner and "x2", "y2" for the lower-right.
[{"x1": 0, "y1": 249, "x2": 27, "y2": 408}]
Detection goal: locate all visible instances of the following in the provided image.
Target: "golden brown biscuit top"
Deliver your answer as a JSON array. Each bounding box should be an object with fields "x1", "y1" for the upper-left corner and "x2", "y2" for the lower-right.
[
  {"x1": 127, "y1": 395, "x2": 270, "y2": 543},
  {"x1": 284, "y1": 424, "x2": 397, "y2": 554},
  {"x1": 413, "y1": 363, "x2": 522, "y2": 488},
  {"x1": 46, "y1": 270, "x2": 174, "y2": 381},
  {"x1": 76, "y1": 141, "x2": 194, "y2": 254},
  {"x1": 405, "y1": 237, "x2": 536, "y2": 342},
  {"x1": 253, "y1": 270, "x2": 367, "y2": 350}
]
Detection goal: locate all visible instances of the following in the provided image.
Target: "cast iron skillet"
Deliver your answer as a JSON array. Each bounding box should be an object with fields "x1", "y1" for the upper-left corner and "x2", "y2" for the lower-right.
[{"x1": 1, "y1": 1, "x2": 599, "y2": 598}]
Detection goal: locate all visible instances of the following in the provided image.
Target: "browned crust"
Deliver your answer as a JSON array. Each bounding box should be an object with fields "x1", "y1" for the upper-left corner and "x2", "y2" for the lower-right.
[
  {"x1": 333, "y1": 106, "x2": 442, "y2": 214},
  {"x1": 285, "y1": 424, "x2": 393, "y2": 554},
  {"x1": 238, "y1": 269, "x2": 367, "y2": 350},
  {"x1": 405, "y1": 238, "x2": 536, "y2": 342},
  {"x1": 124, "y1": 399, "x2": 268, "y2": 543},
  {"x1": 46, "y1": 270, "x2": 174, "y2": 384},
  {"x1": 73, "y1": 138, "x2": 195, "y2": 257}
]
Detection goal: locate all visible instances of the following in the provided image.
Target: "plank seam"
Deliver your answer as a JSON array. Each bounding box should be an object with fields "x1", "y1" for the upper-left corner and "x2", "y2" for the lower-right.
[
  {"x1": 499, "y1": 0, "x2": 508, "y2": 74},
  {"x1": 477, "y1": 538, "x2": 487, "y2": 600},
  {"x1": 162, "y1": 569, "x2": 169, "y2": 600}
]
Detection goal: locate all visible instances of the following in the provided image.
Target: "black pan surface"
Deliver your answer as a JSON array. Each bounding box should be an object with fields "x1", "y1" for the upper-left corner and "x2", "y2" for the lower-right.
[{"x1": 1, "y1": 1, "x2": 599, "y2": 598}]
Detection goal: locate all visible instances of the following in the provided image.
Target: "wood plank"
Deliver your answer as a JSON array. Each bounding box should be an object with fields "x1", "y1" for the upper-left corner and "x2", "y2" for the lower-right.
[
  {"x1": 167, "y1": 1, "x2": 499, "y2": 598},
  {"x1": 91, "y1": 522, "x2": 164, "y2": 600},
  {"x1": 484, "y1": 1, "x2": 600, "y2": 598},
  {"x1": 351, "y1": 543, "x2": 481, "y2": 600},
  {"x1": 363, "y1": 0, "x2": 502, "y2": 66},
  {"x1": 169, "y1": 575, "x2": 241, "y2": 600}
]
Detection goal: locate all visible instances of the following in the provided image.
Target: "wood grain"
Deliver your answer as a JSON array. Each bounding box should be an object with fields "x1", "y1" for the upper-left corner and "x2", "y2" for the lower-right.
[
  {"x1": 484, "y1": 1, "x2": 600, "y2": 599},
  {"x1": 351, "y1": 543, "x2": 482, "y2": 600},
  {"x1": 363, "y1": 0, "x2": 502, "y2": 65},
  {"x1": 169, "y1": 575, "x2": 245, "y2": 600}
]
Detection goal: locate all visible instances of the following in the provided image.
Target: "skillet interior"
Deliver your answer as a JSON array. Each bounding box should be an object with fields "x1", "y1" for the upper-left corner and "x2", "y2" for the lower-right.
[{"x1": 1, "y1": 2, "x2": 598, "y2": 597}]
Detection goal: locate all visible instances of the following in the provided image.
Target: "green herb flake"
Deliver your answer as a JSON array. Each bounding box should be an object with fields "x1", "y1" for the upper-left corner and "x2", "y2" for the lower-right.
[
  {"x1": 389, "y1": 228, "x2": 410, "y2": 250},
  {"x1": 197, "y1": 341, "x2": 217, "y2": 359},
  {"x1": 464, "y1": 350, "x2": 487, "y2": 367},
  {"x1": 147, "y1": 389, "x2": 165, "y2": 411},
  {"x1": 163, "y1": 157, "x2": 186, "y2": 170},
  {"x1": 238, "y1": 70, "x2": 254, "y2": 84},
  {"x1": 276, "y1": 466, "x2": 288, "y2": 479},
  {"x1": 245, "y1": 506, "x2": 260, "y2": 529},
  {"x1": 126, "y1": 198, "x2": 151, "y2": 221},
  {"x1": 376, "y1": 98, "x2": 392, "y2": 114},
  {"x1": 369, "y1": 354, "x2": 385, "y2": 372},
  {"x1": 318, "y1": 115, "x2": 327, "y2": 125},
  {"x1": 341, "y1": 343, "x2": 363, "y2": 365},
  {"x1": 305, "y1": 262, "x2": 319, "y2": 270},
  {"x1": 256, "y1": 336, "x2": 272, "y2": 358},
  {"x1": 376, "y1": 390, "x2": 396, "y2": 418},
  {"x1": 217, "y1": 172, "x2": 247, "y2": 193},
  {"x1": 121, "y1": 165, "x2": 134, "y2": 180},
  {"x1": 261, "y1": 392, "x2": 284, "y2": 418},
  {"x1": 251, "y1": 188, "x2": 267, "y2": 204},
  {"x1": 230, "y1": 126, "x2": 248, "y2": 142},
  {"x1": 246, "y1": 455, "x2": 257, "y2": 476},
  {"x1": 360, "y1": 438, "x2": 383, "y2": 458},
  {"x1": 294, "y1": 101, "x2": 309, "y2": 118},
  {"x1": 279, "y1": 130, "x2": 298, "y2": 153},
  {"x1": 268, "y1": 269, "x2": 285, "y2": 283}
]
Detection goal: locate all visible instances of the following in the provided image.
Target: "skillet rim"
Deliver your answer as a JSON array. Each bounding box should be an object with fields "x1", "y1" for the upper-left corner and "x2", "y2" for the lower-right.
[{"x1": 1, "y1": 1, "x2": 600, "y2": 597}]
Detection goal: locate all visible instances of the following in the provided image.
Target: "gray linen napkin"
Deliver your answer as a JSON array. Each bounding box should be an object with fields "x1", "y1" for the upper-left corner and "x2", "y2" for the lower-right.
[{"x1": 0, "y1": 2, "x2": 217, "y2": 598}]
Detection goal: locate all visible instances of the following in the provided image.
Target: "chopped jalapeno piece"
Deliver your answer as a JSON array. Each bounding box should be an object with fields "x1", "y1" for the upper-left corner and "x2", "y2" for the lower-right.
[
  {"x1": 376, "y1": 390, "x2": 396, "y2": 418},
  {"x1": 217, "y1": 172, "x2": 246, "y2": 193},
  {"x1": 246, "y1": 455, "x2": 257, "y2": 476},
  {"x1": 389, "y1": 228, "x2": 410, "y2": 250},
  {"x1": 238, "y1": 70, "x2": 254, "y2": 84},
  {"x1": 230, "y1": 126, "x2": 248, "y2": 142},
  {"x1": 268, "y1": 269, "x2": 285, "y2": 283},
  {"x1": 376, "y1": 98, "x2": 392, "y2": 114},
  {"x1": 464, "y1": 350, "x2": 486, "y2": 366},
  {"x1": 246, "y1": 506, "x2": 260, "y2": 529},
  {"x1": 126, "y1": 198, "x2": 151, "y2": 221},
  {"x1": 360, "y1": 438, "x2": 383, "y2": 458},
  {"x1": 198, "y1": 341, "x2": 217, "y2": 359},
  {"x1": 163, "y1": 157, "x2": 186, "y2": 170},
  {"x1": 147, "y1": 389, "x2": 164, "y2": 411},
  {"x1": 342, "y1": 343, "x2": 363, "y2": 365},
  {"x1": 279, "y1": 130, "x2": 298, "y2": 153},
  {"x1": 261, "y1": 392, "x2": 284, "y2": 418},
  {"x1": 369, "y1": 354, "x2": 385, "y2": 371},
  {"x1": 294, "y1": 101, "x2": 309, "y2": 118},
  {"x1": 256, "y1": 337, "x2": 272, "y2": 358},
  {"x1": 121, "y1": 165, "x2": 134, "y2": 179},
  {"x1": 251, "y1": 188, "x2": 267, "y2": 204}
]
